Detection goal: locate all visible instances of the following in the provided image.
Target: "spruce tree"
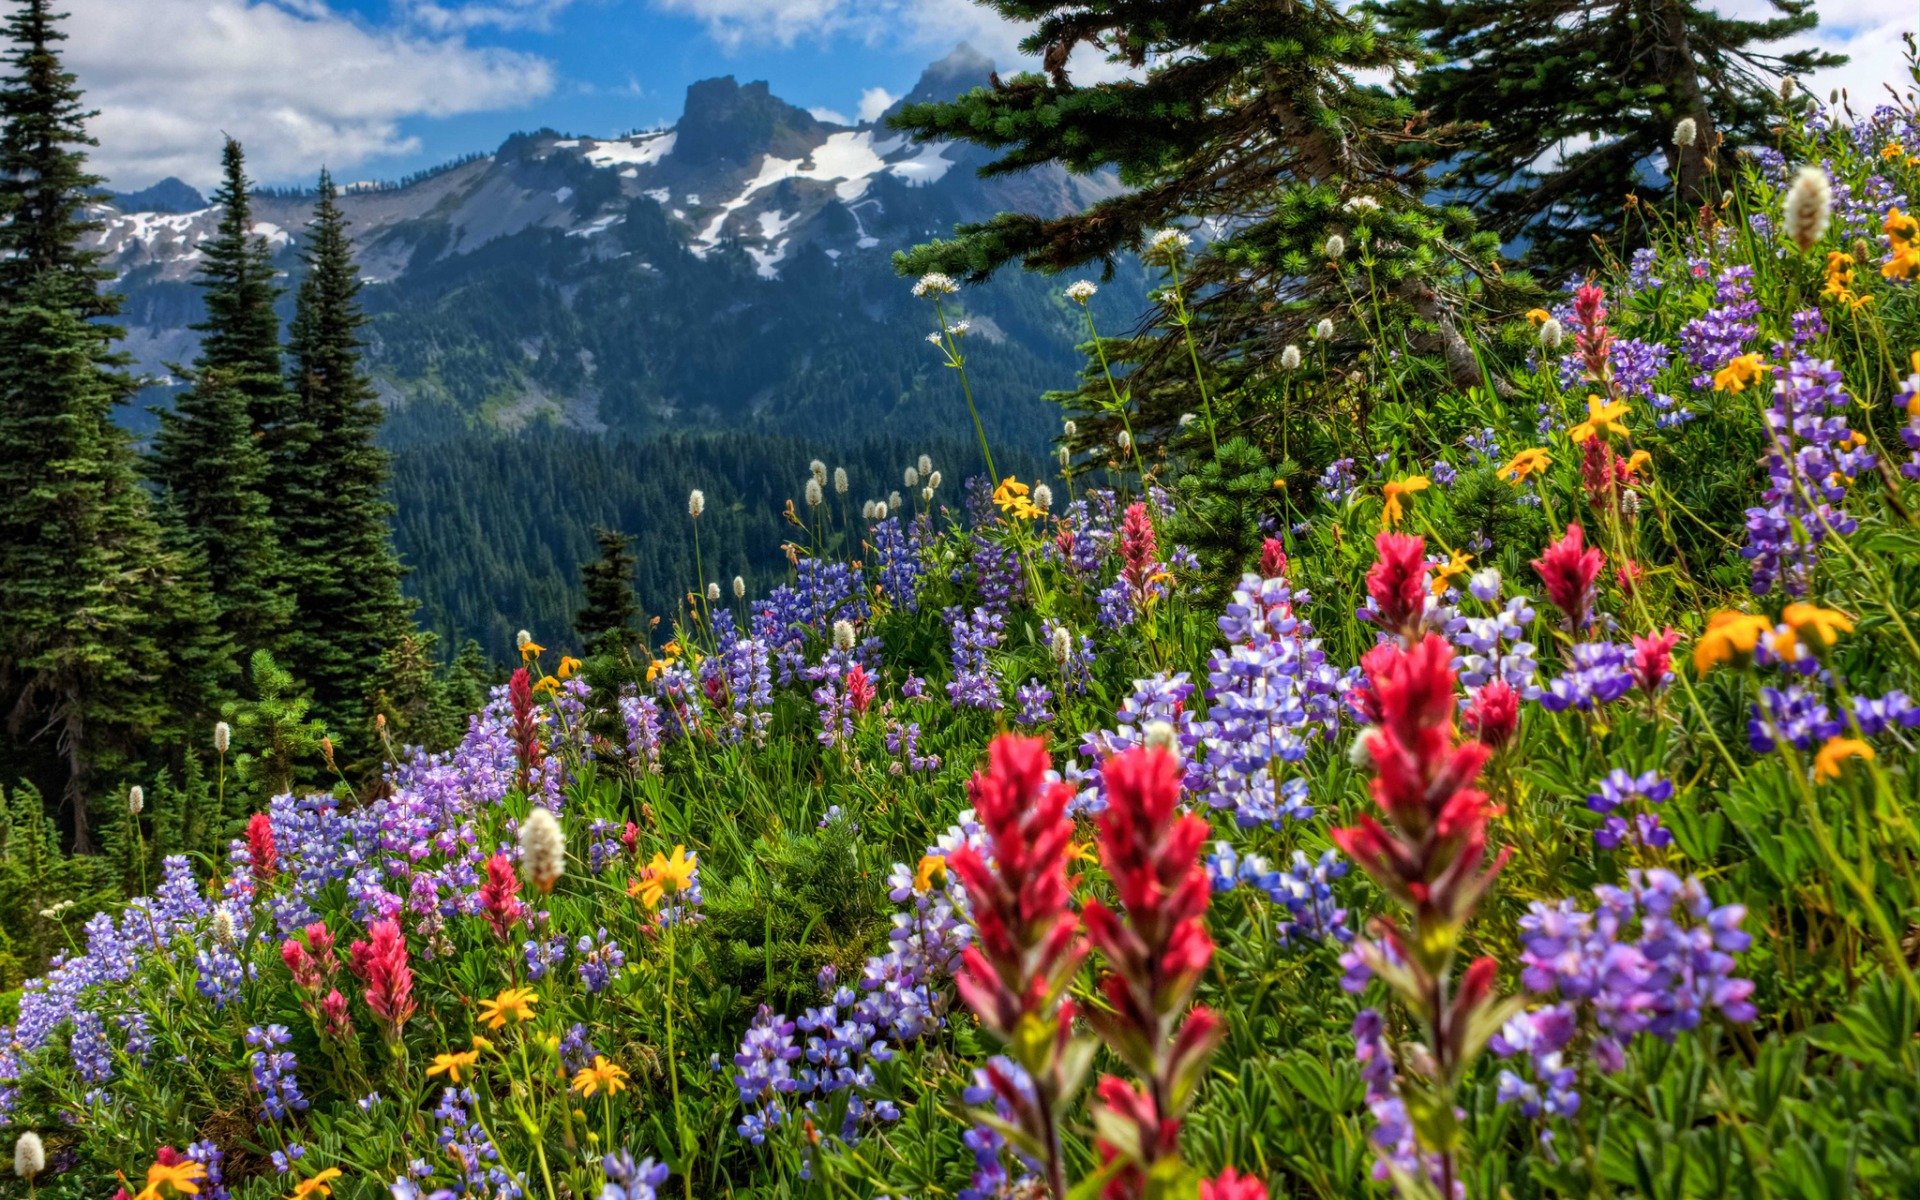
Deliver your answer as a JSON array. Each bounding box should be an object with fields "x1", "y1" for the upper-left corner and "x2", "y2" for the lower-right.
[
  {"x1": 892, "y1": 0, "x2": 1511, "y2": 447},
  {"x1": 1376, "y1": 0, "x2": 1842, "y2": 267},
  {"x1": 0, "y1": 0, "x2": 177, "y2": 850},
  {"x1": 280, "y1": 170, "x2": 410, "y2": 751},
  {"x1": 576, "y1": 527, "x2": 642, "y2": 659}
]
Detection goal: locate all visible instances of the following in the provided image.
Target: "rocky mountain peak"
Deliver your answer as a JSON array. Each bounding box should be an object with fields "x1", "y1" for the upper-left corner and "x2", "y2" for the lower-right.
[
  {"x1": 675, "y1": 75, "x2": 826, "y2": 167},
  {"x1": 892, "y1": 43, "x2": 996, "y2": 114}
]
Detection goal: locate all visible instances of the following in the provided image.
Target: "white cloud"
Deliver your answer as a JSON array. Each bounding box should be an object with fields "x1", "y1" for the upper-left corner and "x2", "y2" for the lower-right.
[
  {"x1": 1703, "y1": 0, "x2": 1910, "y2": 111},
  {"x1": 400, "y1": 0, "x2": 577, "y2": 34},
  {"x1": 68, "y1": 0, "x2": 555, "y2": 190},
  {"x1": 808, "y1": 105, "x2": 853, "y2": 125},
  {"x1": 856, "y1": 86, "x2": 896, "y2": 123}
]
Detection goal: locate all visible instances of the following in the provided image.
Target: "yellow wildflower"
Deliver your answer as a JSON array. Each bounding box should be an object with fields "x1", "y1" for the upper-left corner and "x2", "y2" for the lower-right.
[
  {"x1": 1569, "y1": 394, "x2": 1631, "y2": 442},
  {"x1": 427, "y1": 1049, "x2": 480, "y2": 1082},
  {"x1": 1499, "y1": 447, "x2": 1552, "y2": 484},
  {"x1": 518, "y1": 639, "x2": 545, "y2": 660},
  {"x1": 1379, "y1": 475, "x2": 1429, "y2": 529},
  {"x1": 478, "y1": 986, "x2": 539, "y2": 1030},
  {"x1": 532, "y1": 674, "x2": 561, "y2": 696},
  {"x1": 913, "y1": 853, "x2": 947, "y2": 894},
  {"x1": 1814, "y1": 737, "x2": 1876, "y2": 783},
  {"x1": 1820, "y1": 251, "x2": 1873, "y2": 310},
  {"x1": 570, "y1": 1055, "x2": 631, "y2": 1098},
  {"x1": 1623, "y1": 449, "x2": 1652, "y2": 476},
  {"x1": 1884, "y1": 143, "x2": 1908, "y2": 161},
  {"x1": 556, "y1": 655, "x2": 582, "y2": 680},
  {"x1": 289, "y1": 1169, "x2": 343, "y2": 1200},
  {"x1": 1780, "y1": 602, "x2": 1854, "y2": 650},
  {"x1": 1712, "y1": 353, "x2": 1772, "y2": 394},
  {"x1": 1883, "y1": 208, "x2": 1920, "y2": 279},
  {"x1": 1524, "y1": 307, "x2": 1552, "y2": 326},
  {"x1": 471, "y1": 1034, "x2": 494, "y2": 1053},
  {"x1": 1431, "y1": 550, "x2": 1472, "y2": 598},
  {"x1": 1065, "y1": 840, "x2": 1098, "y2": 865},
  {"x1": 993, "y1": 476, "x2": 1043, "y2": 521},
  {"x1": 135, "y1": 1159, "x2": 207, "y2": 1200},
  {"x1": 635, "y1": 845, "x2": 697, "y2": 909},
  {"x1": 1693, "y1": 611, "x2": 1774, "y2": 673}
]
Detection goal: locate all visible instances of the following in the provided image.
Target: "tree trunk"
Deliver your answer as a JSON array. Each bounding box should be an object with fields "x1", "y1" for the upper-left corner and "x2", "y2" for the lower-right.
[{"x1": 1653, "y1": 0, "x2": 1719, "y2": 210}]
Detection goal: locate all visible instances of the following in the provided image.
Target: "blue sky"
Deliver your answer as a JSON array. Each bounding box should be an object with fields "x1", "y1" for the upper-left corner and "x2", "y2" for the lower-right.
[{"x1": 64, "y1": 0, "x2": 1888, "y2": 193}]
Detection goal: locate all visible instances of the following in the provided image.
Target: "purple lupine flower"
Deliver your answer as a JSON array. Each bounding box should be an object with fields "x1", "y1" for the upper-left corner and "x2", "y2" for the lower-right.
[
  {"x1": 600, "y1": 1151, "x2": 671, "y2": 1200},
  {"x1": 575, "y1": 928, "x2": 627, "y2": 994},
  {"x1": 1537, "y1": 641, "x2": 1635, "y2": 712},
  {"x1": 1742, "y1": 355, "x2": 1874, "y2": 595},
  {"x1": 1854, "y1": 689, "x2": 1920, "y2": 737},
  {"x1": 1013, "y1": 679, "x2": 1054, "y2": 726},
  {"x1": 944, "y1": 605, "x2": 1004, "y2": 710},
  {"x1": 1748, "y1": 684, "x2": 1845, "y2": 752},
  {"x1": 246, "y1": 1024, "x2": 309, "y2": 1120}
]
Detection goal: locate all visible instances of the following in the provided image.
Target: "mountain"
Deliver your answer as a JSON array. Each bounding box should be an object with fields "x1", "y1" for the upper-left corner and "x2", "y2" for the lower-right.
[
  {"x1": 82, "y1": 47, "x2": 1137, "y2": 657},
  {"x1": 88, "y1": 46, "x2": 1130, "y2": 448}
]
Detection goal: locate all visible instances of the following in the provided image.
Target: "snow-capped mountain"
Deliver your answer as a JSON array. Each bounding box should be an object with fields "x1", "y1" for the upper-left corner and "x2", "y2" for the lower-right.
[{"x1": 91, "y1": 46, "x2": 1128, "y2": 444}]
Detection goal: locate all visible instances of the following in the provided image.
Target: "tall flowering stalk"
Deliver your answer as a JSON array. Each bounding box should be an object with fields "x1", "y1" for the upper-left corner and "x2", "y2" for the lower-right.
[
  {"x1": 509, "y1": 667, "x2": 542, "y2": 789},
  {"x1": 347, "y1": 919, "x2": 416, "y2": 1057},
  {"x1": 947, "y1": 735, "x2": 1088, "y2": 1199},
  {"x1": 1335, "y1": 539, "x2": 1516, "y2": 1197},
  {"x1": 1083, "y1": 745, "x2": 1225, "y2": 1200}
]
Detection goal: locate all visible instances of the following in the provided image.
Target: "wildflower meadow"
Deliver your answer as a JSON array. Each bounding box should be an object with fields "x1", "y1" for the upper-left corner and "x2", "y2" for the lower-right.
[{"x1": 13, "y1": 38, "x2": 1920, "y2": 1200}]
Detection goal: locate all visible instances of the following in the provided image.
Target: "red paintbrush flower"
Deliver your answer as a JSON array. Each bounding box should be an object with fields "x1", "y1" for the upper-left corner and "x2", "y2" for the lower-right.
[
  {"x1": 1366, "y1": 531, "x2": 1427, "y2": 641},
  {"x1": 348, "y1": 919, "x2": 416, "y2": 1036},
  {"x1": 1259, "y1": 537, "x2": 1288, "y2": 581},
  {"x1": 1120, "y1": 501, "x2": 1159, "y2": 598},
  {"x1": 1631, "y1": 627, "x2": 1681, "y2": 692},
  {"x1": 246, "y1": 812, "x2": 277, "y2": 884},
  {"x1": 1573, "y1": 282, "x2": 1613, "y2": 380},
  {"x1": 1083, "y1": 746, "x2": 1224, "y2": 1199},
  {"x1": 1201, "y1": 1168, "x2": 1270, "y2": 1200},
  {"x1": 1533, "y1": 523, "x2": 1603, "y2": 632},
  {"x1": 479, "y1": 851, "x2": 524, "y2": 941},
  {"x1": 1462, "y1": 679, "x2": 1520, "y2": 751},
  {"x1": 508, "y1": 667, "x2": 542, "y2": 784},
  {"x1": 845, "y1": 663, "x2": 876, "y2": 715}
]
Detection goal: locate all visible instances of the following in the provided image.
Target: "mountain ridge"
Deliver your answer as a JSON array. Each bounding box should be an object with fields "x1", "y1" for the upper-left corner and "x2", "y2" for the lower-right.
[{"x1": 87, "y1": 46, "x2": 1127, "y2": 449}]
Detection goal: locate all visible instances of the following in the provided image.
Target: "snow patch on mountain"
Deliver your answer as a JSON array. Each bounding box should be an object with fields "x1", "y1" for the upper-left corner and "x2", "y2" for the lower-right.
[{"x1": 584, "y1": 132, "x2": 676, "y2": 169}]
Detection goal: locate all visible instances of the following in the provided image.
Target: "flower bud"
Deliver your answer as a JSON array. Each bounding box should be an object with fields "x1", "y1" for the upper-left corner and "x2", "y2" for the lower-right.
[
  {"x1": 918, "y1": 454, "x2": 933, "y2": 475},
  {"x1": 1117, "y1": 430, "x2": 1133, "y2": 452},
  {"x1": 904, "y1": 466, "x2": 919, "y2": 488},
  {"x1": 213, "y1": 720, "x2": 231, "y2": 753},
  {"x1": 1050, "y1": 624, "x2": 1073, "y2": 668},
  {"x1": 1280, "y1": 344, "x2": 1302, "y2": 370},
  {"x1": 1325, "y1": 233, "x2": 1346, "y2": 260},
  {"x1": 706, "y1": 582, "x2": 720, "y2": 602},
  {"x1": 833, "y1": 466, "x2": 848, "y2": 496},
  {"x1": 687, "y1": 489, "x2": 705, "y2": 519},
  {"x1": 928, "y1": 471, "x2": 942, "y2": 489},
  {"x1": 810, "y1": 459, "x2": 828, "y2": 485},
  {"x1": 1783, "y1": 164, "x2": 1832, "y2": 251},
  {"x1": 833, "y1": 619, "x2": 856, "y2": 652},
  {"x1": 732, "y1": 576, "x2": 746, "y2": 598},
  {"x1": 127, "y1": 785, "x2": 143, "y2": 817},
  {"x1": 213, "y1": 905, "x2": 238, "y2": 947},
  {"x1": 805, "y1": 479, "x2": 824, "y2": 508}
]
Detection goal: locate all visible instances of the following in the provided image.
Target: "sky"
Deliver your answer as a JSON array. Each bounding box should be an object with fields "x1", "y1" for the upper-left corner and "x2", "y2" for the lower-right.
[{"x1": 63, "y1": 0, "x2": 1908, "y2": 193}]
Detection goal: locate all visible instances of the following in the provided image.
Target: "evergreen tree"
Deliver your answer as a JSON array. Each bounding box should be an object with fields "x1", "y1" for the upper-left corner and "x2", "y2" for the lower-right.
[
  {"x1": 0, "y1": 278, "x2": 172, "y2": 851},
  {"x1": 0, "y1": 0, "x2": 177, "y2": 851},
  {"x1": 892, "y1": 0, "x2": 1512, "y2": 449},
  {"x1": 1376, "y1": 0, "x2": 1841, "y2": 267},
  {"x1": 0, "y1": 0, "x2": 110, "y2": 314},
  {"x1": 281, "y1": 169, "x2": 410, "y2": 751},
  {"x1": 195, "y1": 138, "x2": 294, "y2": 469},
  {"x1": 148, "y1": 137, "x2": 295, "y2": 666},
  {"x1": 576, "y1": 527, "x2": 643, "y2": 659}
]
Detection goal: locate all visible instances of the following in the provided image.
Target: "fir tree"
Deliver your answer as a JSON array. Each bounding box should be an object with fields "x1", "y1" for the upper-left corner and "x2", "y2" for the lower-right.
[
  {"x1": 0, "y1": 278, "x2": 171, "y2": 851},
  {"x1": 1376, "y1": 0, "x2": 1842, "y2": 267},
  {"x1": 0, "y1": 0, "x2": 111, "y2": 314},
  {"x1": 0, "y1": 0, "x2": 177, "y2": 851},
  {"x1": 576, "y1": 527, "x2": 643, "y2": 659},
  {"x1": 892, "y1": 0, "x2": 1511, "y2": 450},
  {"x1": 280, "y1": 169, "x2": 410, "y2": 751},
  {"x1": 195, "y1": 138, "x2": 293, "y2": 467},
  {"x1": 148, "y1": 137, "x2": 296, "y2": 667}
]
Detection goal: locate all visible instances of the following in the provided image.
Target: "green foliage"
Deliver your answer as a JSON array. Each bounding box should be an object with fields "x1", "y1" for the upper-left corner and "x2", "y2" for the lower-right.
[{"x1": 219, "y1": 649, "x2": 330, "y2": 798}]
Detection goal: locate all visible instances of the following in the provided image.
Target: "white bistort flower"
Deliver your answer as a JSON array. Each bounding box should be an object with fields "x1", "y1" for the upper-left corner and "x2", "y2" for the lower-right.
[
  {"x1": 1280, "y1": 344, "x2": 1302, "y2": 370},
  {"x1": 519, "y1": 808, "x2": 565, "y2": 894},
  {"x1": 1032, "y1": 484, "x2": 1053, "y2": 511},
  {"x1": 1325, "y1": 233, "x2": 1347, "y2": 260},
  {"x1": 1314, "y1": 317, "x2": 1334, "y2": 341},
  {"x1": 1065, "y1": 279, "x2": 1097, "y2": 303},
  {"x1": 1539, "y1": 317, "x2": 1565, "y2": 350},
  {"x1": 1673, "y1": 117, "x2": 1698, "y2": 147},
  {"x1": 733, "y1": 576, "x2": 747, "y2": 599},
  {"x1": 127, "y1": 785, "x2": 143, "y2": 817},
  {"x1": 912, "y1": 272, "x2": 958, "y2": 297},
  {"x1": 14, "y1": 1132, "x2": 44, "y2": 1181},
  {"x1": 904, "y1": 466, "x2": 919, "y2": 488},
  {"x1": 832, "y1": 619, "x2": 856, "y2": 652},
  {"x1": 706, "y1": 582, "x2": 721, "y2": 602},
  {"x1": 833, "y1": 466, "x2": 848, "y2": 495},
  {"x1": 687, "y1": 489, "x2": 705, "y2": 519},
  {"x1": 805, "y1": 479, "x2": 824, "y2": 508},
  {"x1": 918, "y1": 453, "x2": 933, "y2": 475},
  {"x1": 1783, "y1": 164, "x2": 1832, "y2": 251}
]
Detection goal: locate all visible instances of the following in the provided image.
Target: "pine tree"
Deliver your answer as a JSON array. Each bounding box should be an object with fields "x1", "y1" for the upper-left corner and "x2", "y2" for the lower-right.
[
  {"x1": 0, "y1": 0, "x2": 177, "y2": 851},
  {"x1": 280, "y1": 170, "x2": 410, "y2": 751},
  {"x1": 891, "y1": 0, "x2": 1512, "y2": 448},
  {"x1": 576, "y1": 527, "x2": 642, "y2": 659},
  {"x1": 1376, "y1": 0, "x2": 1842, "y2": 267}
]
